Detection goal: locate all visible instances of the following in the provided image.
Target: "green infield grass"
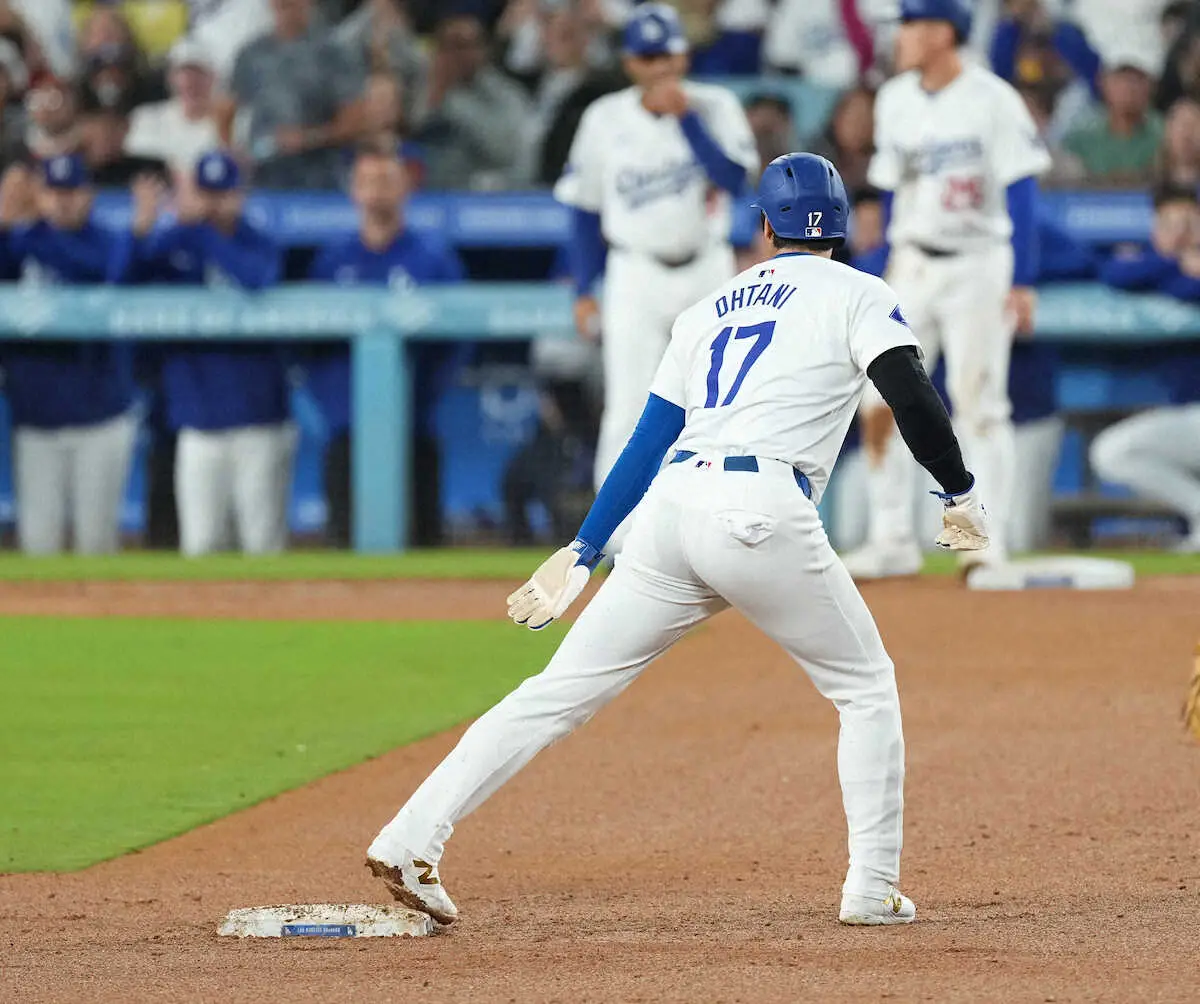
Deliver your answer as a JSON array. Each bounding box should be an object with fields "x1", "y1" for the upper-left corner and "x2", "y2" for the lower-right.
[
  {"x1": 0, "y1": 548, "x2": 1192, "y2": 583},
  {"x1": 0, "y1": 617, "x2": 563, "y2": 872}
]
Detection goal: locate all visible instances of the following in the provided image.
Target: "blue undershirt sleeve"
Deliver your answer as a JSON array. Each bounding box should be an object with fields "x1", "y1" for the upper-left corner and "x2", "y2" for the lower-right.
[
  {"x1": 1161, "y1": 269, "x2": 1200, "y2": 301},
  {"x1": 1052, "y1": 22, "x2": 1102, "y2": 99},
  {"x1": 568, "y1": 208, "x2": 605, "y2": 297},
  {"x1": 1007, "y1": 176, "x2": 1039, "y2": 287},
  {"x1": 678, "y1": 110, "x2": 747, "y2": 195},
  {"x1": 990, "y1": 19, "x2": 1020, "y2": 82},
  {"x1": 574, "y1": 393, "x2": 686, "y2": 563},
  {"x1": 1098, "y1": 250, "x2": 1177, "y2": 290}
]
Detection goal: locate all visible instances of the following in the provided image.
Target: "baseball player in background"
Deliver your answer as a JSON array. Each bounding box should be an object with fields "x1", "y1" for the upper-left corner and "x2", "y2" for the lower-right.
[
  {"x1": 0, "y1": 156, "x2": 137, "y2": 555},
  {"x1": 555, "y1": 2, "x2": 758, "y2": 550},
  {"x1": 118, "y1": 151, "x2": 293, "y2": 556},
  {"x1": 367, "y1": 154, "x2": 990, "y2": 927},
  {"x1": 841, "y1": 0, "x2": 1050, "y2": 580}
]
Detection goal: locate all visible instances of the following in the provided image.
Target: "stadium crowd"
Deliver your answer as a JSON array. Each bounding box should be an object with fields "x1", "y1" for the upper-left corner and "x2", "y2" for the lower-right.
[{"x1": 0, "y1": 0, "x2": 1195, "y2": 555}]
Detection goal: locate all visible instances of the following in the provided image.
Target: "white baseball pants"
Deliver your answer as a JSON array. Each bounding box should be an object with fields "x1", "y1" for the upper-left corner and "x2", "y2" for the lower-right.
[
  {"x1": 175, "y1": 423, "x2": 296, "y2": 556},
  {"x1": 596, "y1": 245, "x2": 736, "y2": 551},
  {"x1": 371, "y1": 457, "x2": 906, "y2": 899},
  {"x1": 1090, "y1": 404, "x2": 1200, "y2": 539},
  {"x1": 14, "y1": 411, "x2": 137, "y2": 555},
  {"x1": 860, "y1": 244, "x2": 1016, "y2": 558}
]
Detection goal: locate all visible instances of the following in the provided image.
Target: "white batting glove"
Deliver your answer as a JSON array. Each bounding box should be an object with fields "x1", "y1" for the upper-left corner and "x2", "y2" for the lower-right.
[
  {"x1": 932, "y1": 480, "x2": 990, "y2": 551},
  {"x1": 506, "y1": 539, "x2": 601, "y2": 630}
]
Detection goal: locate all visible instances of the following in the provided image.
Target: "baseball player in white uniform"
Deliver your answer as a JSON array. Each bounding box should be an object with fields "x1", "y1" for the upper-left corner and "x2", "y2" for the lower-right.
[
  {"x1": 555, "y1": 3, "x2": 758, "y2": 550},
  {"x1": 366, "y1": 154, "x2": 990, "y2": 927},
  {"x1": 842, "y1": 0, "x2": 1051, "y2": 580}
]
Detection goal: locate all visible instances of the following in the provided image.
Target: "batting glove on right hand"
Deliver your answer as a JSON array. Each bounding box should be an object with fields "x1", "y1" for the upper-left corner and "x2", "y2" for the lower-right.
[
  {"x1": 932, "y1": 478, "x2": 990, "y2": 551},
  {"x1": 506, "y1": 539, "x2": 601, "y2": 630}
]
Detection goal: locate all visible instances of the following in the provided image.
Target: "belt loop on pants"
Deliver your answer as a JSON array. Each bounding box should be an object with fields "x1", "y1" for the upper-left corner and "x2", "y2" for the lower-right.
[{"x1": 668, "y1": 451, "x2": 813, "y2": 500}]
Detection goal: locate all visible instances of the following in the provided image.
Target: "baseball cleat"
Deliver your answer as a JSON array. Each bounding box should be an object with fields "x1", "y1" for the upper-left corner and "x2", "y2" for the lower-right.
[
  {"x1": 366, "y1": 854, "x2": 459, "y2": 925},
  {"x1": 838, "y1": 887, "x2": 916, "y2": 926},
  {"x1": 840, "y1": 541, "x2": 923, "y2": 581}
]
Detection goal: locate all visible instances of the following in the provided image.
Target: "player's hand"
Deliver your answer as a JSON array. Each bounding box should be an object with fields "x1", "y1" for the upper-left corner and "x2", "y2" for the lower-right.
[
  {"x1": 573, "y1": 295, "x2": 601, "y2": 342},
  {"x1": 641, "y1": 79, "x2": 688, "y2": 117},
  {"x1": 932, "y1": 481, "x2": 990, "y2": 552},
  {"x1": 131, "y1": 173, "x2": 165, "y2": 236},
  {"x1": 1005, "y1": 286, "x2": 1037, "y2": 338},
  {"x1": 1179, "y1": 248, "x2": 1200, "y2": 279},
  {"x1": 506, "y1": 540, "x2": 599, "y2": 630}
]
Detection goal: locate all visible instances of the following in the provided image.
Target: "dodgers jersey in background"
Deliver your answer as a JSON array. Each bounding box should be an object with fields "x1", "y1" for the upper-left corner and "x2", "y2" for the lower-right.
[
  {"x1": 554, "y1": 82, "x2": 758, "y2": 261},
  {"x1": 869, "y1": 63, "x2": 1051, "y2": 251},
  {"x1": 649, "y1": 253, "x2": 920, "y2": 500}
]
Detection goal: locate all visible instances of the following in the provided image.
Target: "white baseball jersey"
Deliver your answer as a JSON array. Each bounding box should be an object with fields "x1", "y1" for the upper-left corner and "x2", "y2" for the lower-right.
[
  {"x1": 554, "y1": 83, "x2": 758, "y2": 261},
  {"x1": 869, "y1": 64, "x2": 1051, "y2": 252},
  {"x1": 650, "y1": 252, "x2": 920, "y2": 500}
]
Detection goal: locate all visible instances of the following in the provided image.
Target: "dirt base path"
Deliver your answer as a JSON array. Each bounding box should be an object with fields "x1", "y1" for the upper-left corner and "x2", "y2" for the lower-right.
[{"x1": 2, "y1": 580, "x2": 1199, "y2": 1002}]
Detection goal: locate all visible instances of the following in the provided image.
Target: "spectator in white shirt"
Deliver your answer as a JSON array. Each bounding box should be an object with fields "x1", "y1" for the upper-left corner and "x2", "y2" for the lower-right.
[
  {"x1": 187, "y1": 0, "x2": 275, "y2": 84},
  {"x1": 124, "y1": 39, "x2": 220, "y2": 185}
]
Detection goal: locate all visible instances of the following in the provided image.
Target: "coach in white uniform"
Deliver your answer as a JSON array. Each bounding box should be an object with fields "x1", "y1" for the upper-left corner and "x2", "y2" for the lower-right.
[
  {"x1": 367, "y1": 153, "x2": 990, "y2": 929},
  {"x1": 843, "y1": 0, "x2": 1050, "y2": 579},
  {"x1": 554, "y1": 3, "x2": 757, "y2": 550}
]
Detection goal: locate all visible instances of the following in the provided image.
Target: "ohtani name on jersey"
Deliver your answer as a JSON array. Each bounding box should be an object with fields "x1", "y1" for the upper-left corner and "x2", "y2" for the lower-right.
[
  {"x1": 714, "y1": 281, "x2": 796, "y2": 317},
  {"x1": 906, "y1": 137, "x2": 984, "y2": 175},
  {"x1": 616, "y1": 159, "x2": 704, "y2": 209}
]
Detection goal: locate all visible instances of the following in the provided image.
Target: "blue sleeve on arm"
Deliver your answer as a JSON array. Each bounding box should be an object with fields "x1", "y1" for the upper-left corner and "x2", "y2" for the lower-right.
[
  {"x1": 575, "y1": 393, "x2": 686, "y2": 561},
  {"x1": 1007, "y1": 176, "x2": 1039, "y2": 287},
  {"x1": 1052, "y1": 22, "x2": 1102, "y2": 99},
  {"x1": 1098, "y1": 249, "x2": 1177, "y2": 290},
  {"x1": 1161, "y1": 270, "x2": 1200, "y2": 301},
  {"x1": 568, "y1": 208, "x2": 606, "y2": 297},
  {"x1": 679, "y1": 110, "x2": 747, "y2": 194},
  {"x1": 990, "y1": 19, "x2": 1020, "y2": 81}
]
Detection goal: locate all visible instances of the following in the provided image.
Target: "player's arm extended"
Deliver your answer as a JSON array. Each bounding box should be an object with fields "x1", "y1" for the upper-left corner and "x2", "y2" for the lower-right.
[
  {"x1": 866, "y1": 346, "x2": 989, "y2": 550},
  {"x1": 678, "y1": 111, "x2": 747, "y2": 194},
  {"x1": 506, "y1": 394, "x2": 685, "y2": 629}
]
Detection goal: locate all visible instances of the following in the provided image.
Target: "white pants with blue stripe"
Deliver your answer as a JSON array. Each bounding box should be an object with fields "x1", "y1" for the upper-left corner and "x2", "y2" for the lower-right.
[{"x1": 371, "y1": 455, "x2": 906, "y2": 900}]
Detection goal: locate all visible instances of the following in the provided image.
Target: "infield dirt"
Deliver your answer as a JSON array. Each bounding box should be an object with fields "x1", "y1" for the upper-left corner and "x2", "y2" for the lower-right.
[{"x1": 2, "y1": 577, "x2": 1198, "y2": 1003}]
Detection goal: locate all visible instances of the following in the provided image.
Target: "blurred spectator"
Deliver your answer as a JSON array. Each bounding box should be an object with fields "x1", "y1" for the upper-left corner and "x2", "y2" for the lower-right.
[
  {"x1": 414, "y1": 10, "x2": 532, "y2": 190},
  {"x1": 6, "y1": 0, "x2": 71, "y2": 76},
  {"x1": 1098, "y1": 184, "x2": 1200, "y2": 300},
  {"x1": 1070, "y1": 0, "x2": 1168, "y2": 80},
  {"x1": 305, "y1": 139, "x2": 466, "y2": 546},
  {"x1": 1156, "y1": 6, "x2": 1200, "y2": 109},
  {"x1": 1017, "y1": 82, "x2": 1086, "y2": 185},
  {"x1": 1157, "y1": 97, "x2": 1200, "y2": 187},
  {"x1": 690, "y1": 0, "x2": 769, "y2": 75},
  {"x1": 335, "y1": 0, "x2": 426, "y2": 123},
  {"x1": 990, "y1": 0, "x2": 1101, "y2": 99},
  {"x1": 763, "y1": 0, "x2": 873, "y2": 88},
  {"x1": 77, "y1": 6, "x2": 164, "y2": 116},
  {"x1": 806, "y1": 85, "x2": 875, "y2": 192},
  {"x1": 118, "y1": 151, "x2": 293, "y2": 556},
  {"x1": 0, "y1": 38, "x2": 28, "y2": 171},
  {"x1": 0, "y1": 156, "x2": 136, "y2": 555},
  {"x1": 847, "y1": 186, "x2": 887, "y2": 275},
  {"x1": 501, "y1": 0, "x2": 614, "y2": 84},
  {"x1": 188, "y1": 0, "x2": 274, "y2": 83},
  {"x1": 124, "y1": 38, "x2": 220, "y2": 185},
  {"x1": 24, "y1": 74, "x2": 77, "y2": 160},
  {"x1": 0, "y1": 0, "x2": 54, "y2": 78},
  {"x1": 1063, "y1": 54, "x2": 1163, "y2": 186},
  {"x1": 744, "y1": 92, "x2": 797, "y2": 170},
  {"x1": 79, "y1": 106, "x2": 167, "y2": 187},
  {"x1": 220, "y1": 0, "x2": 366, "y2": 190}
]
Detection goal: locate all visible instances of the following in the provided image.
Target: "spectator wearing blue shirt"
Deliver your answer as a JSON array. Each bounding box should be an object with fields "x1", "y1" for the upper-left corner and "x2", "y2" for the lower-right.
[
  {"x1": 1099, "y1": 185, "x2": 1200, "y2": 301},
  {"x1": 306, "y1": 140, "x2": 465, "y2": 547},
  {"x1": 119, "y1": 150, "x2": 293, "y2": 556},
  {"x1": 0, "y1": 155, "x2": 136, "y2": 555}
]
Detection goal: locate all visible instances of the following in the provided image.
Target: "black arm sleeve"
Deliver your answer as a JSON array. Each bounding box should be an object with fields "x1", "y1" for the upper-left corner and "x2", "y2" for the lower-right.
[{"x1": 866, "y1": 346, "x2": 973, "y2": 495}]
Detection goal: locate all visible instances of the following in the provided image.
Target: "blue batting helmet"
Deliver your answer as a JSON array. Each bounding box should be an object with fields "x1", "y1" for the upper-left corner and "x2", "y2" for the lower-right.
[
  {"x1": 623, "y1": 3, "x2": 688, "y2": 57},
  {"x1": 751, "y1": 153, "x2": 849, "y2": 244},
  {"x1": 900, "y1": 0, "x2": 972, "y2": 42}
]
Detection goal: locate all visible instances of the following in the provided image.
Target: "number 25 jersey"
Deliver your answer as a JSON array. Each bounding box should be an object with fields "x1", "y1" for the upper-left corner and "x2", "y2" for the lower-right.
[
  {"x1": 649, "y1": 252, "x2": 920, "y2": 502},
  {"x1": 869, "y1": 63, "x2": 1052, "y2": 253}
]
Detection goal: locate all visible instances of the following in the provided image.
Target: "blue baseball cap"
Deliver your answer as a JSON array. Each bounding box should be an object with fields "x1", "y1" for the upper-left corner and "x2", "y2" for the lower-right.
[
  {"x1": 42, "y1": 153, "x2": 90, "y2": 190},
  {"x1": 195, "y1": 150, "x2": 241, "y2": 192},
  {"x1": 623, "y1": 3, "x2": 688, "y2": 57}
]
